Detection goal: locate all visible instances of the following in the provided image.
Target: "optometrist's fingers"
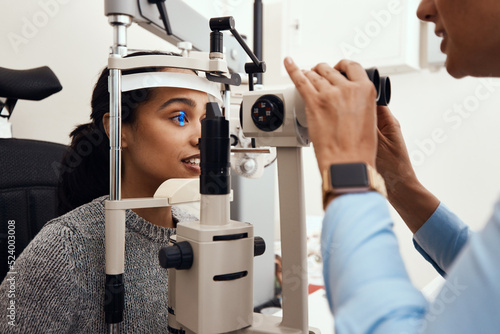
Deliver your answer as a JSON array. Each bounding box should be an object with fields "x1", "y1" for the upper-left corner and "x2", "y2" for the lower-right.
[
  {"x1": 334, "y1": 59, "x2": 369, "y2": 82},
  {"x1": 303, "y1": 69, "x2": 332, "y2": 92},
  {"x1": 284, "y1": 57, "x2": 318, "y2": 103},
  {"x1": 312, "y1": 63, "x2": 347, "y2": 85}
]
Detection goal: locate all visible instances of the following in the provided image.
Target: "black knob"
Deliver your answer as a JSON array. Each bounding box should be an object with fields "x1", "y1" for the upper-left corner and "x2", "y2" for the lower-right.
[
  {"x1": 254, "y1": 237, "x2": 266, "y2": 257},
  {"x1": 159, "y1": 241, "x2": 193, "y2": 270},
  {"x1": 209, "y1": 16, "x2": 235, "y2": 31},
  {"x1": 250, "y1": 95, "x2": 284, "y2": 132},
  {"x1": 230, "y1": 134, "x2": 239, "y2": 146},
  {"x1": 210, "y1": 31, "x2": 223, "y2": 54}
]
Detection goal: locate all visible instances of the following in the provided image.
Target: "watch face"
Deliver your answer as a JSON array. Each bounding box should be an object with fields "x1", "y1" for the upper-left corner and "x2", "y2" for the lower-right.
[{"x1": 330, "y1": 163, "x2": 369, "y2": 188}]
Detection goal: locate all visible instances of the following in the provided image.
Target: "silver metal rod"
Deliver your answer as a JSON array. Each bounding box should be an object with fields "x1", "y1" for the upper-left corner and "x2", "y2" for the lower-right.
[
  {"x1": 108, "y1": 15, "x2": 131, "y2": 201},
  {"x1": 109, "y1": 68, "x2": 122, "y2": 201},
  {"x1": 106, "y1": 15, "x2": 131, "y2": 334},
  {"x1": 108, "y1": 15, "x2": 131, "y2": 56},
  {"x1": 107, "y1": 323, "x2": 120, "y2": 334},
  {"x1": 230, "y1": 148, "x2": 271, "y2": 154}
]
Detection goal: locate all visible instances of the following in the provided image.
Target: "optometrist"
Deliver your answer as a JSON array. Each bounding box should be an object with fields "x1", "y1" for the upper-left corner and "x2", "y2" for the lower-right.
[{"x1": 285, "y1": 0, "x2": 500, "y2": 333}]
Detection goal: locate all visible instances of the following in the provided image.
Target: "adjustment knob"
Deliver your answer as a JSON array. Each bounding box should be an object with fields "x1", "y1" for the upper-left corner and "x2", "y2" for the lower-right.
[
  {"x1": 158, "y1": 241, "x2": 193, "y2": 270},
  {"x1": 242, "y1": 159, "x2": 256, "y2": 173},
  {"x1": 251, "y1": 95, "x2": 284, "y2": 132},
  {"x1": 254, "y1": 237, "x2": 266, "y2": 257}
]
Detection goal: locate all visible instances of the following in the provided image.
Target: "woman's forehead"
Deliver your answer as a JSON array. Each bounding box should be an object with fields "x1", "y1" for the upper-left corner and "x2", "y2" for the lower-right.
[
  {"x1": 149, "y1": 85, "x2": 209, "y2": 102},
  {"x1": 159, "y1": 67, "x2": 197, "y2": 75}
]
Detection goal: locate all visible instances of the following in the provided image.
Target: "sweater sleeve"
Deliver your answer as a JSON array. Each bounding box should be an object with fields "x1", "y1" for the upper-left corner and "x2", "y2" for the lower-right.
[
  {"x1": 413, "y1": 202, "x2": 471, "y2": 276},
  {"x1": 0, "y1": 222, "x2": 80, "y2": 333}
]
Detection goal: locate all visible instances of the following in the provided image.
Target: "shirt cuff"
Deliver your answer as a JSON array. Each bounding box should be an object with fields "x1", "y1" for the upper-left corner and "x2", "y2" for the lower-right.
[{"x1": 413, "y1": 202, "x2": 470, "y2": 276}]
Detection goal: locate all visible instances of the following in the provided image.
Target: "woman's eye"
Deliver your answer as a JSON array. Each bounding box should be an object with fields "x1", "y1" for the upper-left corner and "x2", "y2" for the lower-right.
[{"x1": 172, "y1": 111, "x2": 187, "y2": 126}]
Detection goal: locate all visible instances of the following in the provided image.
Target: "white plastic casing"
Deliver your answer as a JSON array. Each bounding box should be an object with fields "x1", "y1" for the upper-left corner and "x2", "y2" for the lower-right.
[{"x1": 242, "y1": 86, "x2": 309, "y2": 148}]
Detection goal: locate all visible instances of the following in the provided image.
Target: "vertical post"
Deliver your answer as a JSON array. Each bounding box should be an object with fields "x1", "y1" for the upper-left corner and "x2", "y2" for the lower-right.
[
  {"x1": 276, "y1": 146, "x2": 308, "y2": 333},
  {"x1": 106, "y1": 14, "x2": 131, "y2": 334},
  {"x1": 109, "y1": 67, "x2": 122, "y2": 201},
  {"x1": 108, "y1": 14, "x2": 129, "y2": 201},
  {"x1": 253, "y1": 0, "x2": 263, "y2": 84}
]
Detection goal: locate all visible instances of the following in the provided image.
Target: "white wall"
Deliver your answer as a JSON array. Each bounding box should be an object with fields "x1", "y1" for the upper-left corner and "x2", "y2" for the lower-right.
[
  {"x1": 262, "y1": 0, "x2": 500, "y2": 290},
  {"x1": 1, "y1": 0, "x2": 253, "y2": 144},
  {"x1": 3, "y1": 0, "x2": 500, "y2": 291},
  {"x1": 390, "y1": 70, "x2": 500, "y2": 288},
  {"x1": 297, "y1": 68, "x2": 500, "y2": 289}
]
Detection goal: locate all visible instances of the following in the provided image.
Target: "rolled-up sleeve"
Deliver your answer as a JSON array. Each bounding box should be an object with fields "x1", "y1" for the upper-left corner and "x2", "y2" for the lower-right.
[{"x1": 413, "y1": 203, "x2": 470, "y2": 276}]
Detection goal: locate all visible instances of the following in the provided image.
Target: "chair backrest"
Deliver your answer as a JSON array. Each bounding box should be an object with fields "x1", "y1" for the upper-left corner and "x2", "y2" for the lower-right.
[{"x1": 0, "y1": 138, "x2": 67, "y2": 281}]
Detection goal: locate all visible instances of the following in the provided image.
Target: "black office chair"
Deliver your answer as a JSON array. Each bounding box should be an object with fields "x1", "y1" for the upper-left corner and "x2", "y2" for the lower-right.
[{"x1": 0, "y1": 66, "x2": 64, "y2": 281}]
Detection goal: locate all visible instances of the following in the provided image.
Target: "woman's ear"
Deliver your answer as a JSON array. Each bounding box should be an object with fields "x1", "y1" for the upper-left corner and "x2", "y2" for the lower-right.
[
  {"x1": 102, "y1": 113, "x2": 110, "y2": 138},
  {"x1": 102, "y1": 113, "x2": 129, "y2": 148}
]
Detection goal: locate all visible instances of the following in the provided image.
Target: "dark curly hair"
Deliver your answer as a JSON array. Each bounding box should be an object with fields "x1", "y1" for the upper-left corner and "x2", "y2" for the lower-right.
[{"x1": 57, "y1": 51, "x2": 186, "y2": 214}]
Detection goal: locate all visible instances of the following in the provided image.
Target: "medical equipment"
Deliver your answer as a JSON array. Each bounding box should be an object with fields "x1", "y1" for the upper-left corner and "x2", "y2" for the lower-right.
[
  {"x1": 103, "y1": 1, "x2": 391, "y2": 333},
  {"x1": 104, "y1": 1, "x2": 271, "y2": 332},
  {"x1": 242, "y1": 68, "x2": 390, "y2": 145}
]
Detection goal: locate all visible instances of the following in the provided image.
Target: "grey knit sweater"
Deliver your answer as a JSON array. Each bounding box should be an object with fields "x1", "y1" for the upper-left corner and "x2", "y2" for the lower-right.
[{"x1": 0, "y1": 196, "x2": 197, "y2": 333}]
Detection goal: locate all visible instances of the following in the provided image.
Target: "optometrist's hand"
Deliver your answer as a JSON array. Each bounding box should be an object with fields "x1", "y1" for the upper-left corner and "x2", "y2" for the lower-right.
[
  {"x1": 376, "y1": 105, "x2": 440, "y2": 233},
  {"x1": 284, "y1": 57, "x2": 378, "y2": 173},
  {"x1": 375, "y1": 105, "x2": 417, "y2": 187}
]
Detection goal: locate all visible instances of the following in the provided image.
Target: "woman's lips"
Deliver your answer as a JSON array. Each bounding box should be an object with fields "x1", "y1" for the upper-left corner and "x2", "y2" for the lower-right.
[{"x1": 182, "y1": 161, "x2": 201, "y2": 174}]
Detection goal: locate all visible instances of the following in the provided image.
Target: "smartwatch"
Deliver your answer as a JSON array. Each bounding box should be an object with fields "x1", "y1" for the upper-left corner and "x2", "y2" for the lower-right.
[{"x1": 322, "y1": 162, "x2": 387, "y2": 209}]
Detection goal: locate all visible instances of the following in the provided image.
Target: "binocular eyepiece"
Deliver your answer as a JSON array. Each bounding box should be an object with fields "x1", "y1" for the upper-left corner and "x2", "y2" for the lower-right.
[
  {"x1": 342, "y1": 68, "x2": 391, "y2": 106},
  {"x1": 242, "y1": 67, "x2": 392, "y2": 141},
  {"x1": 365, "y1": 68, "x2": 391, "y2": 106}
]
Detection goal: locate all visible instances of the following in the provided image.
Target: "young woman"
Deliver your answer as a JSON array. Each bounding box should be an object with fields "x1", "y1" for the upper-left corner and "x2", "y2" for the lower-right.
[{"x1": 0, "y1": 51, "x2": 209, "y2": 333}]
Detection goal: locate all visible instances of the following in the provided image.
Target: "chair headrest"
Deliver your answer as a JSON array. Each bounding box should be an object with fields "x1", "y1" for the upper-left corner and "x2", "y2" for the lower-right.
[{"x1": 0, "y1": 66, "x2": 62, "y2": 101}]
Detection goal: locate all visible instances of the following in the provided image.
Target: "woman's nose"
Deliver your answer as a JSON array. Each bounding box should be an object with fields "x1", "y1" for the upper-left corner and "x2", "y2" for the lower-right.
[
  {"x1": 416, "y1": 0, "x2": 437, "y2": 23},
  {"x1": 190, "y1": 122, "x2": 201, "y2": 148}
]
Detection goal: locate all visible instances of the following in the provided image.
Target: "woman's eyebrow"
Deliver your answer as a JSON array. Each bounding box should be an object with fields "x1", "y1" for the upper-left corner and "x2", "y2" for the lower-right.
[{"x1": 157, "y1": 97, "x2": 196, "y2": 111}]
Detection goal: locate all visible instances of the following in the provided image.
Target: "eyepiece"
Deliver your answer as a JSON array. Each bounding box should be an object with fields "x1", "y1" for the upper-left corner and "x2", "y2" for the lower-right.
[
  {"x1": 365, "y1": 68, "x2": 380, "y2": 100},
  {"x1": 377, "y1": 76, "x2": 391, "y2": 106},
  {"x1": 200, "y1": 103, "x2": 230, "y2": 195}
]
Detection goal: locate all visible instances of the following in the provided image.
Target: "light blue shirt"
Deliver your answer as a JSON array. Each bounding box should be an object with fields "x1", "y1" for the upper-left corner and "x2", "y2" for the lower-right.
[{"x1": 321, "y1": 192, "x2": 500, "y2": 333}]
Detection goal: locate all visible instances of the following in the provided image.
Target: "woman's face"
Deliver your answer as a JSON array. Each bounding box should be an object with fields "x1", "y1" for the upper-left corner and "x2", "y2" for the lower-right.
[
  {"x1": 121, "y1": 69, "x2": 209, "y2": 196},
  {"x1": 417, "y1": 0, "x2": 500, "y2": 78}
]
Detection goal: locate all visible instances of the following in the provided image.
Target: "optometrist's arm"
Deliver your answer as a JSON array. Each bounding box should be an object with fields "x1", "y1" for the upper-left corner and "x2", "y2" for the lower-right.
[
  {"x1": 413, "y1": 199, "x2": 500, "y2": 333},
  {"x1": 374, "y1": 105, "x2": 471, "y2": 275},
  {"x1": 322, "y1": 192, "x2": 428, "y2": 333},
  {"x1": 322, "y1": 192, "x2": 500, "y2": 333},
  {"x1": 412, "y1": 202, "x2": 471, "y2": 276}
]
